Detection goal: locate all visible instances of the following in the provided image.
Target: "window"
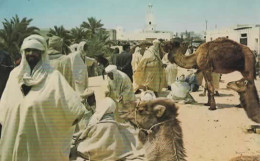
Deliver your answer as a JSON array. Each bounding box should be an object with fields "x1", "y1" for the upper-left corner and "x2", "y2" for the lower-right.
[
  {"x1": 240, "y1": 38, "x2": 247, "y2": 45},
  {"x1": 241, "y1": 33, "x2": 247, "y2": 37}
]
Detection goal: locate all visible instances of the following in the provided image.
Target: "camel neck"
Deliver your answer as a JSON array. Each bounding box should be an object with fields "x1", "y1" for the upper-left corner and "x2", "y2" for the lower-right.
[
  {"x1": 173, "y1": 52, "x2": 197, "y2": 69},
  {"x1": 241, "y1": 83, "x2": 260, "y2": 123}
]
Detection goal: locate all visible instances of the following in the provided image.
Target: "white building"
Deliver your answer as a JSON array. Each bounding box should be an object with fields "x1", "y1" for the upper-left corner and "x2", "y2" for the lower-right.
[
  {"x1": 116, "y1": 4, "x2": 174, "y2": 41},
  {"x1": 206, "y1": 24, "x2": 260, "y2": 54}
]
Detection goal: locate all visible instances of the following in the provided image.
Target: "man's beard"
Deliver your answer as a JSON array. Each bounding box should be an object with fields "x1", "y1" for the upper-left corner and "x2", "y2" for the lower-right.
[{"x1": 26, "y1": 55, "x2": 40, "y2": 67}]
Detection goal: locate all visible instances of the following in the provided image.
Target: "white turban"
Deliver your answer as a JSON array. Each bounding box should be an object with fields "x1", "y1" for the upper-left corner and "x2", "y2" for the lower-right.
[
  {"x1": 149, "y1": 39, "x2": 160, "y2": 54},
  {"x1": 69, "y1": 43, "x2": 78, "y2": 53},
  {"x1": 18, "y1": 34, "x2": 51, "y2": 86},
  {"x1": 153, "y1": 39, "x2": 160, "y2": 46},
  {"x1": 134, "y1": 46, "x2": 141, "y2": 53},
  {"x1": 21, "y1": 34, "x2": 47, "y2": 51},
  {"x1": 140, "y1": 90, "x2": 156, "y2": 101},
  {"x1": 105, "y1": 65, "x2": 117, "y2": 73},
  {"x1": 77, "y1": 41, "x2": 87, "y2": 56}
]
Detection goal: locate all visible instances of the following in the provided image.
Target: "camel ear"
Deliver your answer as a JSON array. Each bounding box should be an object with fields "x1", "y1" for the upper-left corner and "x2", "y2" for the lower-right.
[
  {"x1": 153, "y1": 105, "x2": 166, "y2": 118},
  {"x1": 244, "y1": 80, "x2": 248, "y2": 85}
]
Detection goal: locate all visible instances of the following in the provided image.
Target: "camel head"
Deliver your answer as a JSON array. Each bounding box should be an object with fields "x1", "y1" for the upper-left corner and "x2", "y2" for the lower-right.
[
  {"x1": 161, "y1": 40, "x2": 189, "y2": 64},
  {"x1": 120, "y1": 98, "x2": 178, "y2": 130},
  {"x1": 227, "y1": 78, "x2": 249, "y2": 93}
]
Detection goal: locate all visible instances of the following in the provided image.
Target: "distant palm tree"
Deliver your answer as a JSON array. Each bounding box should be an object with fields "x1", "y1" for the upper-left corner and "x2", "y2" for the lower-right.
[
  {"x1": 70, "y1": 27, "x2": 87, "y2": 44},
  {"x1": 47, "y1": 25, "x2": 72, "y2": 54},
  {"x1": 87, "y1": 30, "x2": 111, "y2": 57},
  {"x1": 81, "y1": 17, "x2": 104, "y2": 38},
  {"x1": 0, "y1": 15, "x2": 39, "y2": 62}
]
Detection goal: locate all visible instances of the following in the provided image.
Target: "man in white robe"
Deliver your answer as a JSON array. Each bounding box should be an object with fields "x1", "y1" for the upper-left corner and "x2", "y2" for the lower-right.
[
  {"x1": 73, "y1": 97, "x2": 136, "y2": 161},
  {"x1": 167, "y1": 75, "x2": 196, "y2": 104},
  {"x1": 0, "y1": 35, "x2": 87, "y2": 161},
  {"x1": 68, "y1": 41, "x2": 89, "y2": 95},
  {"x1": 131, "y1": 46, "x2": 142, "y2": 91},
  {"x1": 105, "y1": 65, "x2": 135, "y2": 122},
  {"x1": 47, "y1": 36, "x2": 73, "y2": 87},
  {"x1": 133, "y1": 39, "x2": 167, "y2": 94},
  {"x1": 162, "y1": 53, "x2": 178, "y2": 88}
]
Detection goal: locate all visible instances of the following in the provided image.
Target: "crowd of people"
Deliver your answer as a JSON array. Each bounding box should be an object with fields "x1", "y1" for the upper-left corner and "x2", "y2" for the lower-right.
[{"x1": 0, "y1": 34, "x2": 221, "y2": 160}]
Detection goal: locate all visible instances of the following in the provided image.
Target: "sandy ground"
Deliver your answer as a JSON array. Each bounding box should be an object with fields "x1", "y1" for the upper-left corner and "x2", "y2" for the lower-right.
[{"x1": 88, "y1": 68, "x2": 260, "y2": 161}]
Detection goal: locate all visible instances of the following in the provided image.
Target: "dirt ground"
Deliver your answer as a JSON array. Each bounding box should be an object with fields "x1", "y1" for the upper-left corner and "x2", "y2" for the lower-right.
[{"x1": 88, "y1": 68, "x2": 260, "y2": 161}]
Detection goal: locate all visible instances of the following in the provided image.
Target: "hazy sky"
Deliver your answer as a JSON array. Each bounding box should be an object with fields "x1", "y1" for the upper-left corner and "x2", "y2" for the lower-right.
[{"x1": 0, "y1": 0, "x2": 259, "y2": 33}]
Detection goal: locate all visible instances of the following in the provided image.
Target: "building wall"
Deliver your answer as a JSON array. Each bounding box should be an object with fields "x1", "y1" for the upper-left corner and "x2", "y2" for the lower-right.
[
  {"x1": 106, "y1": 29, "x2": 117, "y2": 41},
  {"x1": 118, "y1": 31, "x2": 173, "y2": 41},
  {"x1": 206, "y1": 25, "x2": 260, "y2": 54}
]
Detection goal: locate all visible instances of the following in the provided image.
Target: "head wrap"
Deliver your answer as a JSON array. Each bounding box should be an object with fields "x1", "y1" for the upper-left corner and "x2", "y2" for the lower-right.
[
  {"x1": 140, "y1": 90, "x2": 156, "y2": 101},
  {"x1": 21, "y1": 35, "x2": 47, "y2": 51},
  {"x1": 105, "y1": 65, "x2": 117, "y2": 73},
  {"x1": 134, "y1": 46, "x2": 141, "y2": 53},
  {"x1": 87, "y1": 97, "x2": 116, "y2": 126},
  {"x1": 17, "y1": 34, "x2": 51, "y2": 86},
  {"x1": 48, "y1": 36, "x2": 63, "y2": 54},
  {"x1": 177, "y1": 74, "x2": 185, "y2": 82},
  {"x1": 153, "y1": 39, "x2": 160, "y2": 46},
  {"x1": 148, "y1": 39, "x2": 160, "y2": 55},
  {"x1": 69, "y1": 43, "x2": 78, "y2": 53},
  {"x1": 77, "y1": 41, "x2": 87, "y2": 56}
]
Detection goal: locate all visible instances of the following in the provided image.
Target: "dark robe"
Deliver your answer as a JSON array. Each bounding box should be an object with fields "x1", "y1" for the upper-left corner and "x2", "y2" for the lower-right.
[
  {"x1": 0, "y1": 51, "x2": 13, "y2": 99},
  {"x1": 116, "y1": 51, "x2": 133, "y2": 81}
]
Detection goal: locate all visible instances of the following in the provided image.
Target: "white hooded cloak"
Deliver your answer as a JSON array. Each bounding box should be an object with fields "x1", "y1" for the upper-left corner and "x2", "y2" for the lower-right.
[{"x1": 0, "y1": 35, "x2": 86, "y2": 161}]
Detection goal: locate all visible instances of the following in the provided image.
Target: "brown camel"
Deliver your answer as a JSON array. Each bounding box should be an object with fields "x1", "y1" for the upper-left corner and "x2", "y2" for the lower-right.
[
  {"x1": 227, "y1": 79, "x2": 260, "y2": 123},
  {"x1": 163, "y1": 38, "x2": 256, "y2": 110},
  {"x1": 121, "y1": 98, "x2": 186, "y2": 161}
]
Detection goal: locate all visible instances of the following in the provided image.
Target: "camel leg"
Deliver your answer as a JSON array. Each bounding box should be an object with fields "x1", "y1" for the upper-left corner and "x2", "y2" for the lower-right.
[{"x1": 203, "y1": 71, "x2": 217, "y2": 110}]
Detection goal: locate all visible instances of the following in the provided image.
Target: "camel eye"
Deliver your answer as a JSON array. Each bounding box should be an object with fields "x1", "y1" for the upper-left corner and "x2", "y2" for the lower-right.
[{"x1": 138, "y1": 109, "x2": 146, "y2": 115}]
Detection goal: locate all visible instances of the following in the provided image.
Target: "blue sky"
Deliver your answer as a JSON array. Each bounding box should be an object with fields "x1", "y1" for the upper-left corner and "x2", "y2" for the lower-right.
[{"x1": 0, "y1": 0, "x2": 259, "y2": 33}]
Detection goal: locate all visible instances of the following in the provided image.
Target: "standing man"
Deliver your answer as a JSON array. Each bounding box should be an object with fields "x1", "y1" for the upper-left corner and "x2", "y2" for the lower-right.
[
  {"x1": 131, "y1": 46, "x2": 143, "y2": 91},
  {"x1": 0, "y1": 35, "x2": 87, "y2": 161},
  {"x1": 134, "y1": 39, "x2": 167, "y2": 95},
  {"x1": 162, "y1": 52, "x2": 178, "y2": 90},
  {"x1": 110, "y1": 47, "x2": 119, "y2": 65},
  {"x1": 104, "y1": 65, "x2": 135, "y2": 122},
  {"x1": 47, "y1": 36, "x2": 73, "y2": 87},
  {"x1": 68, "y1": 41, "x2": 89, "y2": 95},
  {"x1": 116, "y1": 44, "x2": 133, "y2": 81}
]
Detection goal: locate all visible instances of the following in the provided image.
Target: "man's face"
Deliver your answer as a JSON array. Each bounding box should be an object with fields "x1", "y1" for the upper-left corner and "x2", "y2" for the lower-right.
[
  {"x1": 107, "y1": 72, "x2": 114, "y2": 80},
  {"x1": 25, "y1": 48, "x2": 42, "y2": 66},
  {"x1": 87, "y1": 95, "x2": 96, "y2": 106}
]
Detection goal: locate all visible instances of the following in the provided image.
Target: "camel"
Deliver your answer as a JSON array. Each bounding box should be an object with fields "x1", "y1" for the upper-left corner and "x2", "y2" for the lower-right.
[
  {"x1": 162, "y1": 38, "x2": 256, "y2": 110},
  {"x1": 121, "y1": 98, "x2": 186, "y2": 161},
  {"x1": 227, "y1": 79, "x2": 260, "y2": 123}
]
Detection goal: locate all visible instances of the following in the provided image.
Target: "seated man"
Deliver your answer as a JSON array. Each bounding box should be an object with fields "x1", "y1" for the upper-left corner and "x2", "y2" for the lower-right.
[
  {"x1": 74, "y1": 88, "x2": 96, "y2": 132},
  {"x1": 71, "y1": 97, "x2": 136, "y2": 161},
  {"x1": 105, "y1": 65, "x2": 135, "y2": 122},
  {"x1": 167, "y1": 75, "x2": 196, "y2": 104},
  {"x1": 185, "y1": 69, "x2": 199, "y2": 92}
]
